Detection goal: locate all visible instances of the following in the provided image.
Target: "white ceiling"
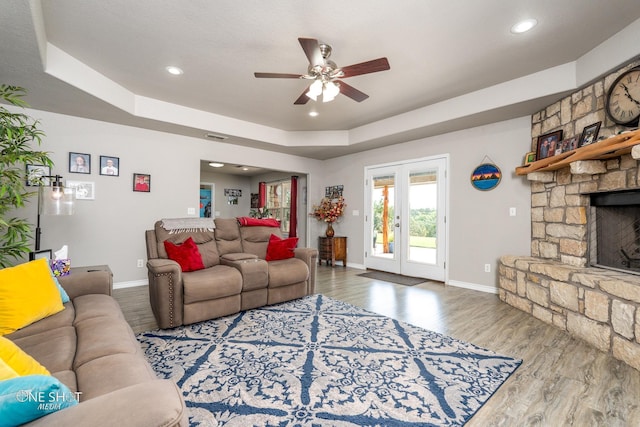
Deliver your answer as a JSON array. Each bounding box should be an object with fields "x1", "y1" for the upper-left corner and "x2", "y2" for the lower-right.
[{"x1": 2, "y1": 1, "x2": 640, "y2": 161}]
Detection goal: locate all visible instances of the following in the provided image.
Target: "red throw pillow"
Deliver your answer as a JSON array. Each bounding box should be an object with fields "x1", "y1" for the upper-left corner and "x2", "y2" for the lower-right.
[
  {"x1": 163, "y1": 237, "x2": 205, "y2": 272},
  {"x1": 265, "y1": 234, "x2": 298, "y2": 261}
]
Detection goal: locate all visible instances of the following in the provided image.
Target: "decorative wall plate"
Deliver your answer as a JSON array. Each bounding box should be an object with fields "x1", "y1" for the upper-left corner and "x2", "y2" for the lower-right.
[{"x1": 471, "y1": 163, "x2": 502, "y2": 191}]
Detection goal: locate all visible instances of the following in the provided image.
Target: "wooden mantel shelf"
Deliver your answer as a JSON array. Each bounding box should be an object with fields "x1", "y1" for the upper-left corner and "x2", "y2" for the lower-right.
[{"x1": 515, "y1": 128, "x2": 640, "y2": 175}]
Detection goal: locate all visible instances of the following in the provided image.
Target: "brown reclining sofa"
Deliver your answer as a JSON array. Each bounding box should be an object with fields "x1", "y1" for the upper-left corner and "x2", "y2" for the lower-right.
[
  {"x1": 6, "y1": 268, "x2": 188, "y2": 426},
  {"x1": 145, "y1": 218, "x2": 318, "y2": 329}
]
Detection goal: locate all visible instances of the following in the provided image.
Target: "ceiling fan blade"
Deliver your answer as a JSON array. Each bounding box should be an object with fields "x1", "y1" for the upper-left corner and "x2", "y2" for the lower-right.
[
  {"x1": 294, "y1": 87, "x2": 311, "y2": 105},
  {"x1": 298, "y1": 38, "x2": 323, "y2": 65},
  {"x1": 338, "y1": 81, "x2": 369, "y2": 102},
  {"x1": 254, "y1": 72, "x2": 303, "y2": 79},
  {"x1": 340, "y1": 58, "x2": 390, "y2": 78}
]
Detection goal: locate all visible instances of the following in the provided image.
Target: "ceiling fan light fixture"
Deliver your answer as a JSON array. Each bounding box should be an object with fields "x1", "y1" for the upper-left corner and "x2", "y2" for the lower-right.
[
  {"x1": 306, "y1": 79, "x2": 323, "y2": 100},
  {"x1": 323, "y1": 81, "x2": 340, "y2": 103}
]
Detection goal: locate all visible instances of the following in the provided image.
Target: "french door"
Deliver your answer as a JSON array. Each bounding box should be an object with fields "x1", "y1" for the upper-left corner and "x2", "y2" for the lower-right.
[{"x1": 365, "y1": 156, "x2": 447, "y2": 281}]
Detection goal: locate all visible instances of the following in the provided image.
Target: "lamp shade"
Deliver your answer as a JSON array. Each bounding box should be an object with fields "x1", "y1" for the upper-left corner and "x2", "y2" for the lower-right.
[
  {"x1": 42, "y1": 187, "x2": 74, "y2": 215},
  {"x1": 323, "y1": 81, "x2": 340, "y2": 102},
  {"x1": 306, "y1": 80, "x2": 323, "y2": 100}
]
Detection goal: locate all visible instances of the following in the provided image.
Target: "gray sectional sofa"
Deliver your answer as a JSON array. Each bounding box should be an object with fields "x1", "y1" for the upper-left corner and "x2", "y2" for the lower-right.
[
  {"x1": 6, "y1": 267, "x2": 187, "y2": 427},
  {"x1": 145, "y1": 218, "x2": 318, "y2": 329}
]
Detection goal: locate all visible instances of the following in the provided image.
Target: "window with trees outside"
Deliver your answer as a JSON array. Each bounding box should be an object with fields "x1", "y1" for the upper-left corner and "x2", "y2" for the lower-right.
[{"x1": 266, "y1": 180, "x2": 291, "y2": 233}]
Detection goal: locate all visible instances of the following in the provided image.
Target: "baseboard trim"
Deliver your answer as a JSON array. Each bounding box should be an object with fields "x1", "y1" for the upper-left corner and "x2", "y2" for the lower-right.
[
  {"x1": 113, "y1": 279, "x2": 148, "y2": 290},
  {"x1": 447, "y1": 280, "x2": 498, "y2": 294}
]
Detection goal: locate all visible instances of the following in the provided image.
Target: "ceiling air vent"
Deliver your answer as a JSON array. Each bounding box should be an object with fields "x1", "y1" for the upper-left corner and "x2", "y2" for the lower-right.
[{"x1": 204, "y1": 133, "x2": 228, "y2": 141}]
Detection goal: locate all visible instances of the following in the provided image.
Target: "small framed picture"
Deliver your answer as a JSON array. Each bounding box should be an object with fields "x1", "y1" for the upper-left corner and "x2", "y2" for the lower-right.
[
  {"x1": 29, "y1": 249, "x2": 52, "y2": 261},
  {"x1": 579, "y1": 121, "x2": 602, "y2": 147},
  {"x1": 560, "y1": 136, "x2": 580, "y2": 153},
  {"x1": 66, "y1": 180, "x2": 96, "y2": 200},
  {"x1": 524, "y1": 151, "x2": 536, "y2": 165},
  {"x1": 25, "y1": 164, "x2": 51, "y2": 186},
  {"x1": 100, "y1": 156, "x2": 119, "y2": 176},
  {"x1": 69, "y1": 152, "x2": 91, "y2": 174},
  {"x1": 535, "y1": 130, "x2": 564, "y2": 160},
  {"x1": 133, "y1": 173, "x2": 150, "y2": 192}
]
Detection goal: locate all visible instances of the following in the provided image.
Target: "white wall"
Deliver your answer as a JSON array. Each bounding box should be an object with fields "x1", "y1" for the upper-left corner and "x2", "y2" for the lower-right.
[
  {"x1": 310, "y1": 117, "x2": 532, "y2": 291},
  {"x1": 13, "y1": 107, "x2": 530, "y2": 291},
  {"x1": 16, "y1": 108, "x2": 322, "y2": 285}
]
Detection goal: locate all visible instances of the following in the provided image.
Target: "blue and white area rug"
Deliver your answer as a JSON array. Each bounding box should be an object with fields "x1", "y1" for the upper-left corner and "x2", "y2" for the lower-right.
[{"x1": 137, "y1": 294, "x2": 521, "y2": 426}]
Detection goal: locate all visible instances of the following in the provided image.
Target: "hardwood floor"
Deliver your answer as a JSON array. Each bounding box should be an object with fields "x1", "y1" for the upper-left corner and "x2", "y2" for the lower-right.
[{"x1": 114, "y1": 266, "x2": 640, "y2": 426}]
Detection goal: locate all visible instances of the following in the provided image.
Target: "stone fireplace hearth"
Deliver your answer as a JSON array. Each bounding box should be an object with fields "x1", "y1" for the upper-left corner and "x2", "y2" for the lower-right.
[{"x1": 499, "y1": 152, "x2": 640, "y2": 372}]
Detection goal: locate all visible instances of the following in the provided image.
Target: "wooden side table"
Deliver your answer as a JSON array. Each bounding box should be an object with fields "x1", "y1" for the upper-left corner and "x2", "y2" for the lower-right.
[{"x1": 318, "y1": 236, "x2": 347, "y2": 267}]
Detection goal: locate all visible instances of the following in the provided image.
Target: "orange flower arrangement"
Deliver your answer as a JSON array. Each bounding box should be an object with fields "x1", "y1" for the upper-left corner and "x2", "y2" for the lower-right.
[{"x1": 310, "y1": 196, "x2": 346, "y2": 223}]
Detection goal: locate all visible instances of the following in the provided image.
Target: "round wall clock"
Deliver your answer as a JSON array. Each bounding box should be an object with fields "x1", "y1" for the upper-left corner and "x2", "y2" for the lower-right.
[
  {"x1": 471, "y1": 163, "x2": 502, "y2": 191},
  {"x1": 605, "y1": 66, "x2": 640, "y2": 126}
]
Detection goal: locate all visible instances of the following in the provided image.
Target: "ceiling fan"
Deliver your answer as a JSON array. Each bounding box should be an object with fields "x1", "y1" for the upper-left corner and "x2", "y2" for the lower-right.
[{"x1": 254, "y1": 38, "x2": 390, "y2": 104}]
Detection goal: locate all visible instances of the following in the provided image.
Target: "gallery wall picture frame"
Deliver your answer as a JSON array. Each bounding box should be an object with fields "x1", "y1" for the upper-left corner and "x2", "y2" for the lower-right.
[
  {"x1": 66, "y1": 180, "x2": 96, "y2": 200},
  {"x1": 29, "y1": 249, "x2": 52, "y2": 261},
  {"x1": 579, "y1": 121, "x2": 602, "y2": 147},
  {"x1": 535, "y1": 130, "x2": 564, "y2": 160},
  {"x1": 69, "y1": 152, "x2": 91, "y2": 174},
  {"x1": 325, "y1": 185, "x2": 344, "y2": 199},
  {"x1": 133, "y1": 173, "x2": 151, "y2": 192},
  {"x1": 524, "y1": 152, "x2": 536, "y2": 165},
  {"x1": 99, "y1": 155, "x2": 120, "y2": 176},
  {"x1": 560, "y1": 136, "x2": 580, "y2": 153},
  {"x1": 25, "y1": 164, "x2": 51, "y2": 186}
]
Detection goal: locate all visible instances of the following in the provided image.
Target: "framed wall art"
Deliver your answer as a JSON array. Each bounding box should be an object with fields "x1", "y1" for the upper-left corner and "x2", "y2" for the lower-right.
[
  {"x1": 325, "y1": 185, "x2": 344, "y2": 199},
  {"x1": 560, "y1": 136, "x2": 580, "y2": 153},
  {"x1": 25, "y1": 164, "x2": 51, "y2": 186},
  {"x1": 524, "y1": 152, "x2": 536, "y2": 165},
  {"x1": 471, "y1": 163, "x2": 502, "y2": 191},
  {"x1": 133, "y1": 173, "x2": 150, "y2": 192},
  {"x1": 29, "y1": 249, "x2": 52, "y2": 261},
  {"x1": 66, "y1": 180, "x2": 95, "y2": 200},
  {"x1": 535, "y1": 130, "x2": 564, "y2": 160},
  {"x1": 69, "y1": 152, "x2": 91, "y2": 174},
  {"x1": 579, "y1": 121, "x2": 601, "y2": 147},
  {"x1": 100, "y1": 155, "x2": 119, "y2": 176},
  {"x1": 224, "y1": 189, "x2": 242, "y2": 197}
]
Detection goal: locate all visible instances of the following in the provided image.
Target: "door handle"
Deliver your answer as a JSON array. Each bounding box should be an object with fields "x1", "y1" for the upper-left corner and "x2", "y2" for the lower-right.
[{"x1": 395, "y1": 223, "x2": 400, "y2": 227}]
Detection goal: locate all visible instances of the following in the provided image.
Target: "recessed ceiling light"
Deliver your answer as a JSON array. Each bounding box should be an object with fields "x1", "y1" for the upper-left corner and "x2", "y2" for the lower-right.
[
  {"x1": 511, "y1": 18, "x2": 537, "y2": 34},
  {"x1": 165, "y1": 66, "x2": 184, "y2": 75},
  {"x1": 309, "y1": 111, "x2": 319, "y2": 117},
  {"x1": 208, "y1": 162, "x2": 224, "y2": 168}
]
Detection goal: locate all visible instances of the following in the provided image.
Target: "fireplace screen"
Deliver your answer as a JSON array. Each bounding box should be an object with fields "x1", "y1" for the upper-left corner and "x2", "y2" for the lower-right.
[{"x1": 591, "y1": 191, "x2": 640, "y2": 274}]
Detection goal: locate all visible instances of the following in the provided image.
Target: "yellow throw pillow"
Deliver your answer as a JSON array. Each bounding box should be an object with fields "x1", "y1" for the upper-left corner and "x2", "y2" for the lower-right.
[
  {"x1": 0, "y1": 358, "x2": 19, "y2": 380},
  {"x1": 0, "y1": 337, "x2": 49, "y2": 376},
  {"x1": 0, "y1": 258, "x2": 64, "y2": 336}
]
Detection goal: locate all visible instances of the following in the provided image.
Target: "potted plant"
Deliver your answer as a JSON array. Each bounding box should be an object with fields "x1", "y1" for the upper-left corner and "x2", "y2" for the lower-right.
[{"x1": 0, "y1": 85, "x2": 53, "y2": 267}]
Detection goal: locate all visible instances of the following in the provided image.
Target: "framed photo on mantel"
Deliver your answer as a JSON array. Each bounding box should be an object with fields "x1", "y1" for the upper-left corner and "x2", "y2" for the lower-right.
[{"x1": 535, "y1": 130, "x2": 563, "y2": 160}]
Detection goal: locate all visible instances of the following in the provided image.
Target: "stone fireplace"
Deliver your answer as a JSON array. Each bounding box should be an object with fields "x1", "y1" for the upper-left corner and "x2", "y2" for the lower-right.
[
  {"x1": 499, "y1": 153, "x2": 640, "y2": 372},
  {"x1": 498, "y1": 59, "x2": 640, "y2": 372}
]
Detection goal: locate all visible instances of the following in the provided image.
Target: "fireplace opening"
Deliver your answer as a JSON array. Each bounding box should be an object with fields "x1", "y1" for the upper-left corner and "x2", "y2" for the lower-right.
[{"x1": 590, "y1": 190, "x2": 640, "y2": 274}]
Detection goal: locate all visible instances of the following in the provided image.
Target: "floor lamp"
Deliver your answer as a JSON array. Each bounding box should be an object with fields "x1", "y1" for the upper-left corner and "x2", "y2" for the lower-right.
[{"x1": 33, "y1": 175, "x2": 74, "y2": 255}]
